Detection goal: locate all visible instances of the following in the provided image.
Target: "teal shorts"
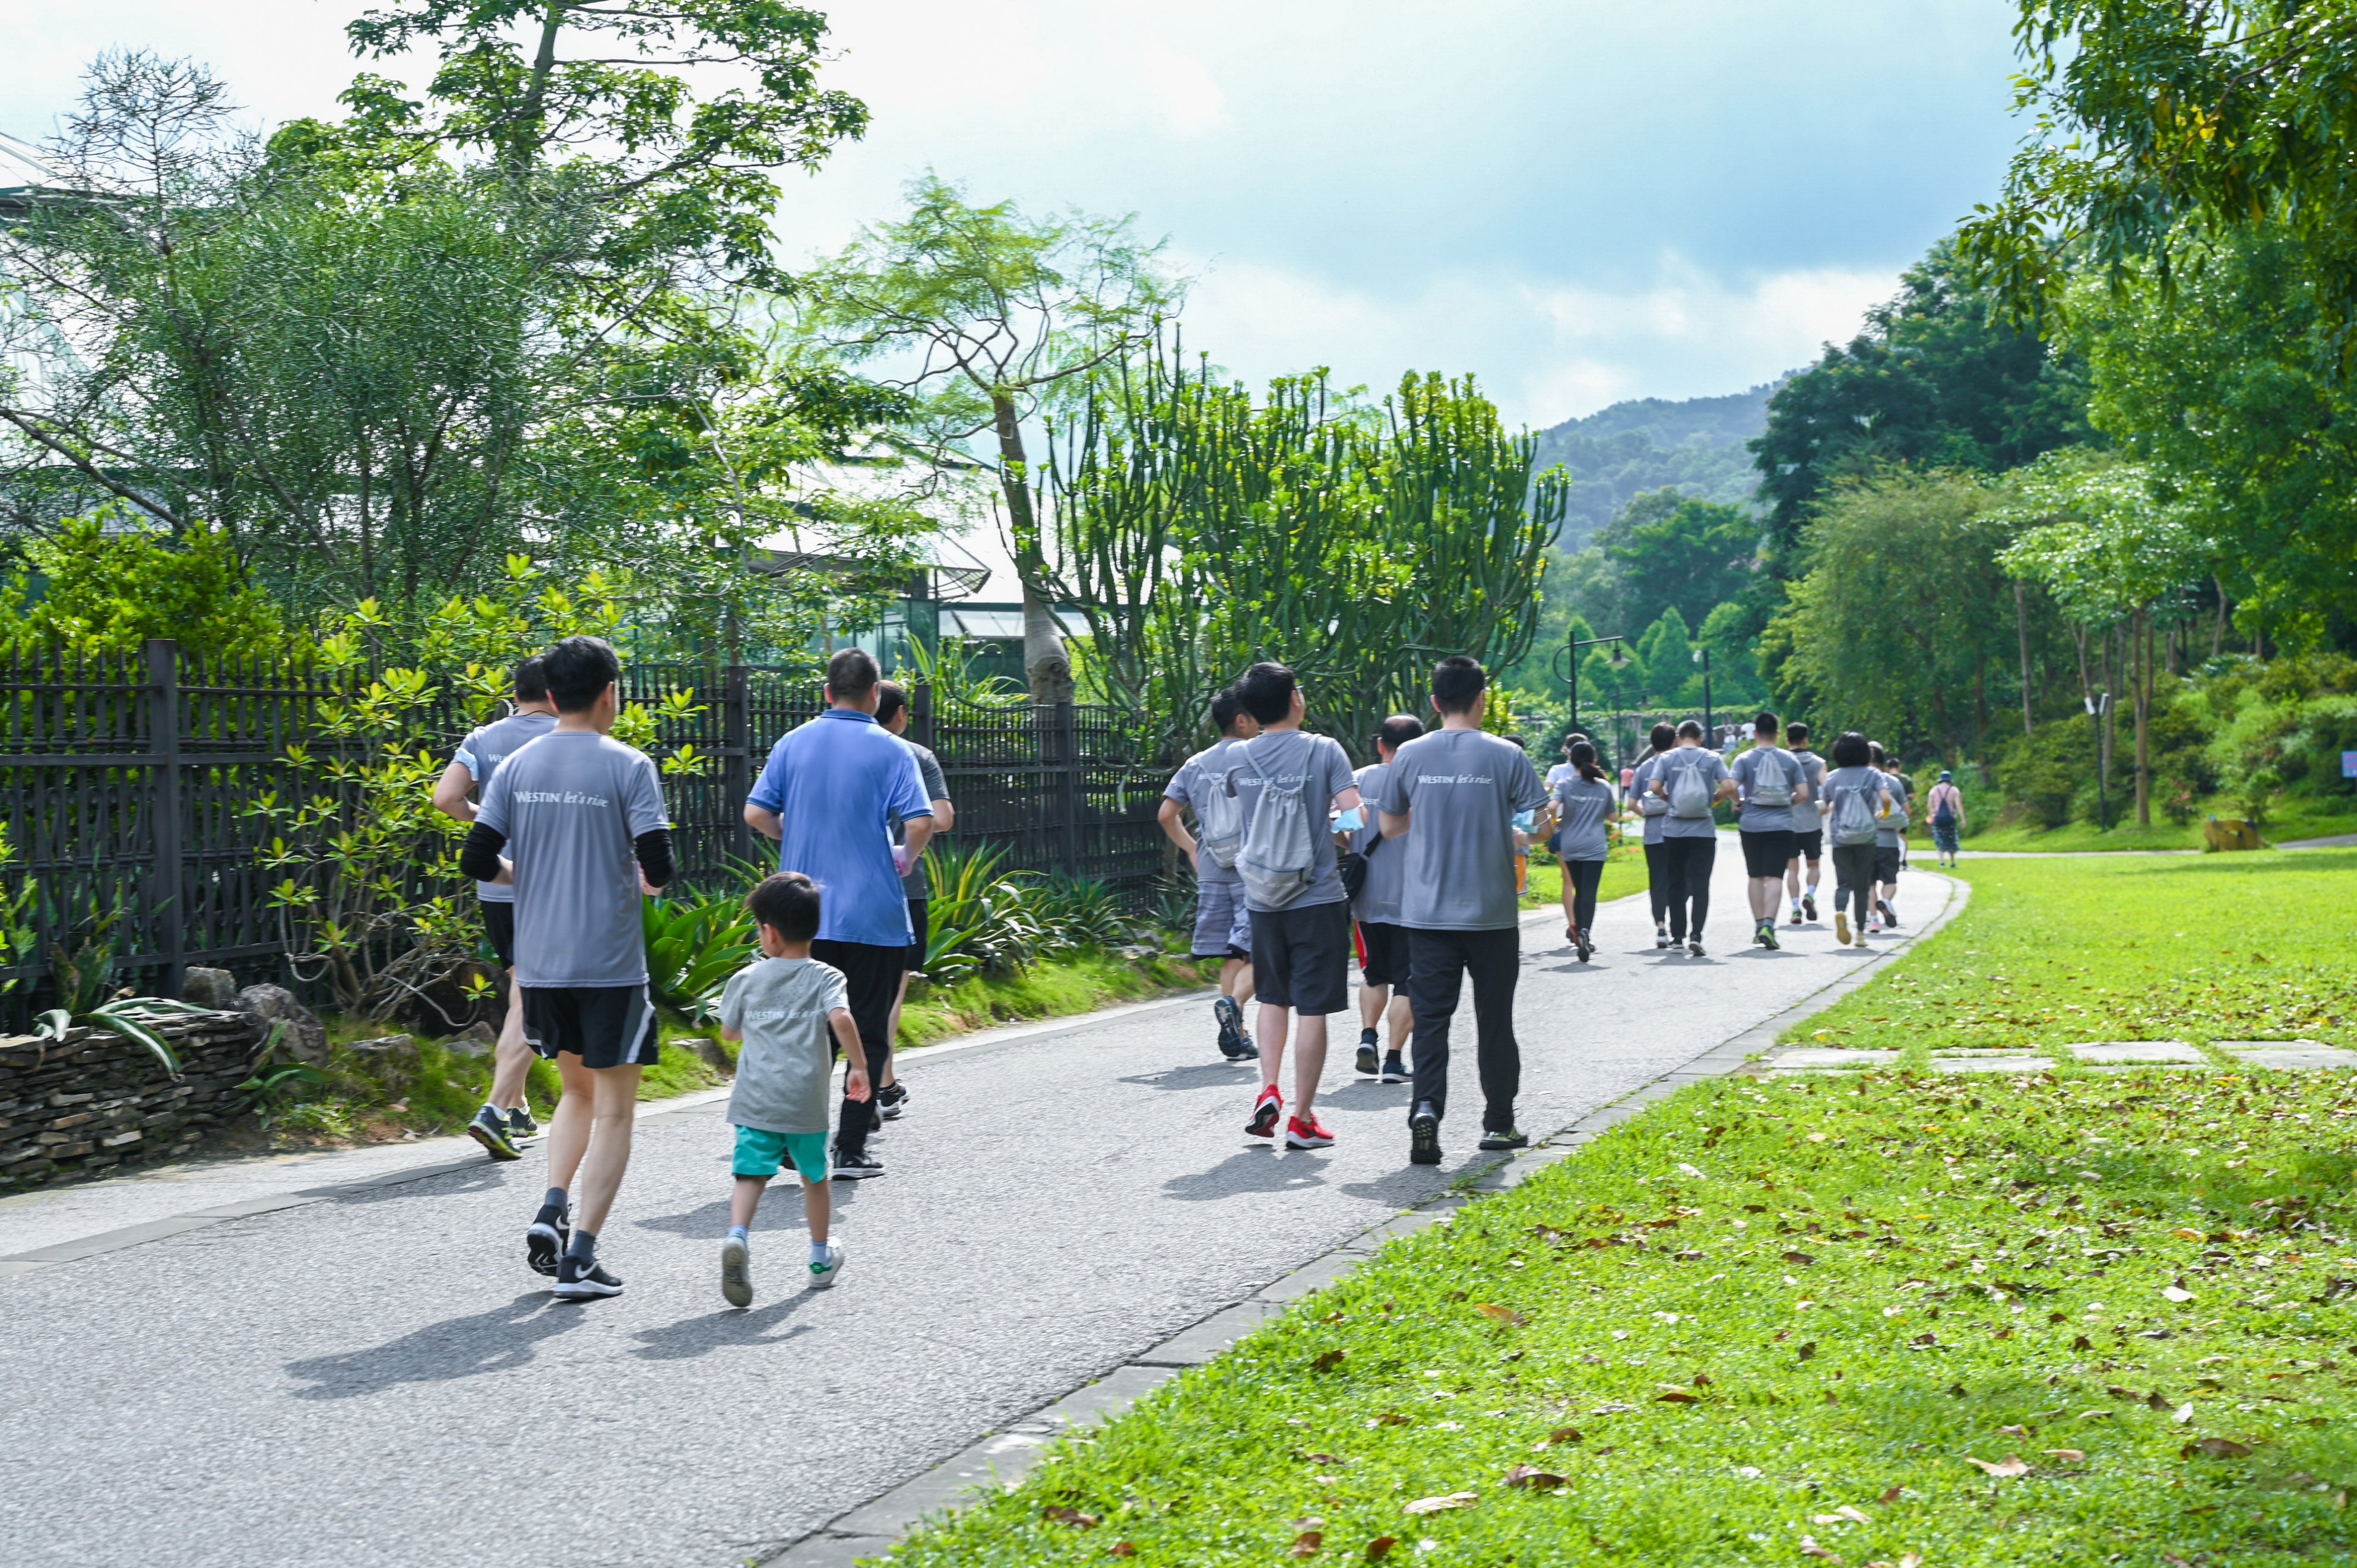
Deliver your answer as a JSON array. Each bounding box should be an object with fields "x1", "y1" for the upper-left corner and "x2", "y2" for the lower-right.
[{"x1": 732, "y1": 1125, "x2": 830, "y2": 1184}]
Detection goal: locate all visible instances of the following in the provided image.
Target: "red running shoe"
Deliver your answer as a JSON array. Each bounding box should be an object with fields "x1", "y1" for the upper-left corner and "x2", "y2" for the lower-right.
[
  {"x1": 1285, "y1": 1114, "x2": 1335, "y2": 1149},
  {"x1": 1246, "y1": 1085, "x2": 1283, "y2": 1138}
]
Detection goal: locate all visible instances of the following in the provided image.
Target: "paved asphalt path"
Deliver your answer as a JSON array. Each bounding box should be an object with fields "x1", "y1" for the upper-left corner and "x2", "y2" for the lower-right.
[{"x1": 4, "y1": 841, "x2": 1950, "y2": 1568}]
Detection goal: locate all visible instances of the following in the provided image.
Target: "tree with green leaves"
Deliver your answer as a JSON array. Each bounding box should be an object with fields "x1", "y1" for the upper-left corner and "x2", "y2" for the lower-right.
[{"x1": 1595, "y1": 488, "x2": 1760, "y2": 634}]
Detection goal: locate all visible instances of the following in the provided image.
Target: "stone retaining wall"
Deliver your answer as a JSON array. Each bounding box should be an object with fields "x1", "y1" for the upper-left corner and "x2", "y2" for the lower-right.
[{"x1": 0, "y1": 1010, "x2": 267, "y2": 1192}]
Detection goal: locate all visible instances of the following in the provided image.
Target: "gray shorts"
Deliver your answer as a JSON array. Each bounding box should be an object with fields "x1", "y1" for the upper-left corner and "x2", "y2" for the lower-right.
[{"x1": 1192, "y1": 876, "x2": 1252, "y2": 959}]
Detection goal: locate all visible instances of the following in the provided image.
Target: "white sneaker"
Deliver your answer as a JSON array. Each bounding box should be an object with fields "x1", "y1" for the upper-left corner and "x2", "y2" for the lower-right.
[
  {"x1": 721, "y1": 1234, "x2": 753, "y2": 1308},
  {"x1": 808, "y1": 1242, "x2": 845, "y2": 1290}
]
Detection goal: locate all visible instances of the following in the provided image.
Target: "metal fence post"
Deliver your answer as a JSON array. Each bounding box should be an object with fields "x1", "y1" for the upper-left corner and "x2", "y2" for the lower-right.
[
  {"x1": 1053, "y1": 700, "x2": 1081, "y2": 873},
  {"x1": 911, "y1": 677, "x2": 934, "y2": 753},
  {"x1": 144, "y1": 638, "x2": 185, "y2": 999},
  {"x1": 723, "y1": 664, "x2": 752, "y2": 868}
]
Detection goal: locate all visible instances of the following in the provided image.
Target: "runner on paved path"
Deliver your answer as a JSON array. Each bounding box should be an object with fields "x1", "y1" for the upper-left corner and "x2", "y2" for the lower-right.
[
  {"x1": 1549, "y1": 737, "x2": 1615, "y2": 963},
  {"x1": 1729, "y1": 711, "x2": 1811, "y2": 951},
  {"x1": 1868, "y1": 741, "x2": 1910, "y2": 931},
  {"x1": 432, "y1": 654, "x2": 556, "y2": 1162},
  {"x1": 1926, "y1": 769, "x2": 1966, "y2": 868},
  {"x1": 1349, "y1": 713, "x2": 1423, "y2": 1085},
  {"x1": 743, "y1": 648, "x2": 933, "y2": 1181},
  {"x1": 1629, "y1": 723, "x2": 1677, "y2": 949},
  {"x1": 875, "y1": 680, "x2": 954, "y2": 1119},
  {"x1": 459, "y1": 635, "x2": 673, "y2": 1301},
  {"x1": 1158, "y1": 687, "x2": 1263, "y2": 1062},
  {"x1": 1646, "y1": 718, "x2": 1734, "y2": 956},
  {"x1": 717, "y1": 872, "x2": 866, "y2": 1306},
  {"x1": 1227, "y1": 662, "x2": 1362, "y2": 1149},
  {"x1": 1378, "y1": 655, "x2": 1547, "y2": 1166},
  {"x1": 1818, "y1": 730, "x2": 1892, "y2": 948},
  {"x1": 1782, "y1": 720, "x2": 1826, "y2": 927}
]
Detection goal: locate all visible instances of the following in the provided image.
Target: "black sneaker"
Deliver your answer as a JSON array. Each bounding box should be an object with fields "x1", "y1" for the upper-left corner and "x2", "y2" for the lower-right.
[
  {"x1": 1409, "y1": 1103, "x2": 1442, "y2": 1165},
  {"x1": 1688, "y1": 938, "x2": 1706, "y2": 958},
  {"x1": 1655, "y1": 926, "x2": 1671, "y2": 949},
  {"x1": 526, "y1": 1210, "x2": 569, "y2": 1276},
  {"x1": 551, "y1": 1255, "x2": 623, "y2": 1301},
  {"x1": 1802, "y1": 893, "x2": 1818, "y2": 922},
  {"x1": 1380, "y1": 1052, "x2": 1410, "y2": 1084},
  {"x1": 1574, "y1": 928, "x2": 1593, "y2": 963},
  {"x1": 1355, "y1": 1037, "x2": 1380, "y2": 1077},
  {"x1": 1788, "y1": 906, "x2": 1804, "y2": 926},
  {"x1": 832, "y1": 1146, "x2": 885, "y2": 1180},
  {"x1": 1213, "y1": 995, "x2": 1246, "y2": 1058},
  {"x1": 506, "y1": 1105, "x2": 539, "y2": 1142},
  {"x1": 1880, "y1": 899, "x2": 1900, "y2": 928},
  {"x1": 1478, "y1": 1127, "x2": 1529, "y2": 1151},
  {"x1": 878, "y1": 1083, "x2": 908, "y2": 1121},
  {"x1": 467, "y1": 1105, "x2": 521, "y2": 1162}
]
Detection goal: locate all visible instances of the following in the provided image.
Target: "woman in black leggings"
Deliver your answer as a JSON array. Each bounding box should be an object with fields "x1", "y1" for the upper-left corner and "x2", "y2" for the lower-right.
[
  {"x1": 1819, "y1": 730, "x2": 1893, "y2": 948},
  {"x1": 1630, "y1": 724, "x2": 1677, "y2": 947},
  {"x1": 1549, "y1": 740, "x2": 1616, "y2": 962}
]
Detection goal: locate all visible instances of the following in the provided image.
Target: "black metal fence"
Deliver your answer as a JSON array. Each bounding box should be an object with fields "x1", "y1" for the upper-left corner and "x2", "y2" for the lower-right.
[{"x1": 0, "y1": 641, "x2": 1168, "y2": 1013}]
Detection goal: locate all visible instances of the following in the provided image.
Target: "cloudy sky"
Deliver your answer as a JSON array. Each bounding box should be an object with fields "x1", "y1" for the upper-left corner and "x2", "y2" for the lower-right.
[{"x1": 8, "y1": 0, "x2": 2025, "y2": 429}]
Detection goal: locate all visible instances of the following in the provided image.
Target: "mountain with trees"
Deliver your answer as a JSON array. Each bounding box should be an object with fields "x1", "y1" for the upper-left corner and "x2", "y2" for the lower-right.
[{"x1": 1529, "y1": 383, "x2": 1774, "y2": 550}]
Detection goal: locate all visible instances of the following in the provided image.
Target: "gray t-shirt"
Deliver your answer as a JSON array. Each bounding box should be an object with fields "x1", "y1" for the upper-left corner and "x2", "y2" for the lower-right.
[
  {"x1": 1630, "y1": 753, "x2": 1669, "y2": 846},
  {"x1": 1650, "y1": 746, "x2": 1731, "y2": 839},
  {"x1": 1228, "y1": 730, "x2": 1358, "y2": 911},
  {"x1": 1351, "y1": 761, "x2": 1408, "y2": 925},
  {"x1": 475, "y1": 730, "x2": 669, "y2": 988},
  {"x1": 1787, "y1": 749, "x2": 1827, "y2": 834},
  {"x1": 1376, "y1": 728, "x2": 1547, "y2": 930},
  {"x1": 1164, "y1": 735, "x2": 1253, "y2": 888},
  {"x1": 1819, "y1": 765, "x2": 1887, "y2": 842},
  {"x1": 1551, "y1": 771, "x2": 1615, "y2": 861},
  {"x1": 894, "y1": 741, "x2": 949, "y2": 899},
  {"x1": 1731, "y1": 745, "x2": 1809, "y2": 833},
  {"x1": 721, "y1": 955, "x2": 850, "y2": 1135},
  {"x1": 452, "y1": 710, "x2": 557, "y2": 903},
  {"x1": 1877, "y1": 770, "x2": 1911, "y2": 848}
]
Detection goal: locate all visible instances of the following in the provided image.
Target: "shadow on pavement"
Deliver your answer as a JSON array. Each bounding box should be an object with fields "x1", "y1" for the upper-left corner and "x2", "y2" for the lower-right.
[
  {"x1": 1161, "y1": 1148, "x2": 1329, "y2": 1200},
  {"x1": 285, "y1": 1291, "x2": 582, "y2": 1399},
  {"x1": 1115, "y1": 1062, "x2": 1249, "y2": 1092},
  {"x1": 634, "y1": 1198, "x2": 736, "y2": 1237},
  {"x1": 631, "y1": 1294, "x2": 823, "y2": 1360},
  {"x1": 324, "y1": 1163, "x2": 514, "y2": 1208}
]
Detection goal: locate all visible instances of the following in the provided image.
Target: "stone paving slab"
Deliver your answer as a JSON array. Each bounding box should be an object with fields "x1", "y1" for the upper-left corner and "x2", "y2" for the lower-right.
[
  {"x1": 2067, "y1": 1041, "x2": 2208, "y2": 1065},
  {"x1": 1931, "y1": 1056, "x2": 2060, "y2": 1072},
  {"x1": 2224, "y1": 1044, "x2": 2357, "y2": 1070}
]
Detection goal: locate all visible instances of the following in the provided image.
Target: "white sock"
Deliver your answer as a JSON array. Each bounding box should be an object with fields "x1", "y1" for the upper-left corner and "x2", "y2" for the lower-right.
[{"x1": 810, "y1": 1240, "x2": 832, "y2": 1262}]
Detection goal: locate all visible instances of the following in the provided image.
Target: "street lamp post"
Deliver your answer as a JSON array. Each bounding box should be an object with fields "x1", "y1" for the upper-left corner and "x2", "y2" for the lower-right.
[
  {"x1": 1693, "y1": 645, "x2": 1713, "y2": 738},
  {"x1": 1553, "y1": 633, "x2": 1629, "y2": 747},
  {"x1": 2085, "y1": 690, "x2": 2112, "y2": 830}
]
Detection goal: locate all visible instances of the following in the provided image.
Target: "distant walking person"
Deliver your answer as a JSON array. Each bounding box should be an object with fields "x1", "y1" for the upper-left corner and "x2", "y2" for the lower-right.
[
  {"x1": 1349, "y1": 714, "x2": 1423, "y2": 1084},
  {"x1": 1782, "y1": 720, "x2": 1827, "y2": 925},
  {"x1": 460, "y1": 635, "x2": 673, "y2": 1301},
  {"x1": 744, "y1": 649, "x2": 933, "y2": 1181},
  {"x1": 432, "y1": 655, "x2": 556, "y2": 1161},
  {"x1": 875, "y1": 680, "x2": 954, "y2": 1119},
  {"x1": 1868, "y1": 742, "x2": 1910, "y2": 930},
  {"x1": 1630, "y1": 723, "x2": 1677, "y2": 949},
  {"x1": 1551, "y1": 739, "x2": 1615, "y2": 962},
  {"x1": 1926, "y1": 769, "x2": 1966, "y2": 867},
  {"x1": 1379, "y1": 656, "x2": 1548, "y2": 1165},
  {"x1": 1817, "y1": 731, "x2": 1891, "y2": 948},
  {"x1": 1228, "y1": 662, "x2": 1363, "y2": 1149},
  {"x1": 1647, "y1": 718, "x2": 1734, "y2": 956},
  {"x1": 1158, "y1": 687, "x2": 1262, "y2": 1061},
  {"x1": 1730, "y1": 711, "x2": 1811, "y2": 951}
]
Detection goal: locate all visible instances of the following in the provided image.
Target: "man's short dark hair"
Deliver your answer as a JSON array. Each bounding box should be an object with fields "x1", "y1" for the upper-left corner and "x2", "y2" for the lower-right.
[
  {"x1": 875, "y1": 679, "x2": 909, "y2": 726},
  {"x1": 1650, "y1": 722, "x2": 1678, "y2": 752},
  {"x1": 1786, "y1": 721, "x2": 1810, "y2": 746},
  {"x1": 826, "y1": 647, "x2": 880, "y2": 701},
  {"x1": 512, "y1": 654, "x2": 549, "y2": 705},
  {"x1": 1374, "y1": 714, "x2": 1424, "y2": 755},
  {"x1": 1676, "y1": 718, "x2": 1704, "y2": 740},
  {"x1": 542, "y1": 635, "x2": 620, "y2": 714},
  {"x1": 1869, "y1": 741, "x2": 1889, "y2": 769},
  {"x1": 1236, "y1": 663, "x2": 1297, "y2": 726},
  {"x1": 1561, "y1": 730, "x2": 1589, "y2": 753},
  {"x1": 1210, "y1": 688, "x2": 1245, "y2": 736},
  {"x1": 747, "y1": 871, "x2": 822, "y2": 942},
  {"x1": 1753, "y1": 710, "x2": 1779, "y2": 737},
  {"x1": 1832, "y1": 730, "x2": 1870, "y2": 768},
  {"x1": 1431, "y1": 655, "x2": 1486, "y2": 715}
]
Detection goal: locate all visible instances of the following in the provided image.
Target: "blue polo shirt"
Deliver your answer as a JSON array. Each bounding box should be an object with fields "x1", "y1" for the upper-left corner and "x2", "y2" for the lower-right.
[{"x1": 747, "y1": 708, "x2": 933, "y2": 946}]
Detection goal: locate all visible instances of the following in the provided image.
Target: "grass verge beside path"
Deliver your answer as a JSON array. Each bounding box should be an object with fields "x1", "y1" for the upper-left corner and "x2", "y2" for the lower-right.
[
  {"x1": 1523, "y1": 842, "x2": 1650, "y2": 915},
  {"x1": 1962, "y1": 796, "x2": 2357, "y2": 854},
  {"x1": 1787, "y1": 850, "x2": 2357, "y2": 1055},
  {"x1": 885, "y1": 1069, "x2": 2357, "y2": 1568}
]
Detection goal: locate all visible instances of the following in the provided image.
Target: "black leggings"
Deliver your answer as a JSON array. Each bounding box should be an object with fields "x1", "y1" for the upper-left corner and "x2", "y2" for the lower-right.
[
  {"x1": 1563, "y1": 857, "x2": 1605, "y2": 933},
  {"x1": 1660, "y1": 835, "x2": 1716, "y2": 941},
  {"x1": 1830, "y1": 842, "x2": 1877, "y2": 923},
  {"x1": 1643, "y1": 842, "x2": 1669, "y2": 925}
]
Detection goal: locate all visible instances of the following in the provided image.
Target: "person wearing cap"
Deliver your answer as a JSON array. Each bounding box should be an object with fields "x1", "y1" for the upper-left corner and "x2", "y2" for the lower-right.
[{"x1": 1925, "y1": 769, "x2": 1966, "y2": 869}]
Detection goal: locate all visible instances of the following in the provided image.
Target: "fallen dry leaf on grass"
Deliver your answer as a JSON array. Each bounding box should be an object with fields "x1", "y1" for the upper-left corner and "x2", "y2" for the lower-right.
[
  {"x1": 1043, "y1": 1505, "x2": 1100, "y2": 1528},
  {"x1": 1290, "y1": 1529, "x2": 1324, "y2": 1557},
  {"x1": 1402, "y1": 1493, "x2": 1479, "y2": 1516},
  {"x1": 1798, "y1": 1534, "x2": 1842, "y2": 1562},
  {"x1": 1370, "y1": 1411, "x2": 1408, "y2": 1427},
  {"x1": 2162, "y1": 1286, "x2": 2196, "y2": 1303},
  {"x1": 1862, "y1": 1556, "x2": 1922, "y2": 1568},
  {"x1": 1962, "y1": 1454, "x2": 2032, "y2": 1478},
  {"x1": 1311, "y1": 1350, "x2": 1345, "y2": 1373},
  {"x1": 1996, "y1": 1424, "x2": 2033, "y2": 1439},
  {"x1": 1537, "y1": 1427, "x2": 1582, "y2": 1447},
  {"x1": 1475, "y1": 1304, "x2": 1527, "y2": 1327},
  {"x1": 1656, "y1": 1385, "x2": 1700, "y2": 1404},
  {"x1": 1363, "y1": 1538, "x2": 1397, "y2": 1563},
  {"x1": 2183, "y1": 1437, "x2": 2254, "y2": 1459},
  {"x1": 1783, "y1": 1251, "x2": 1817, "y2": 1266},
  {"x1": 1108, "y1": 1545, "x2": 1136, "y2": 1559},
  {"x1": 2043, "y1": 1449, "x2": 2086, "y2": 1462},
  {"x1": 1876, "y1": 1486, "x2": 1903, "y2": 1505},
  {"x1": 1503, "y1": 1464, "x2": 1567, "y2": 1491},
  {"x1": 2173, "y1": 1403, "x2": 2196, "y2": 1425}
]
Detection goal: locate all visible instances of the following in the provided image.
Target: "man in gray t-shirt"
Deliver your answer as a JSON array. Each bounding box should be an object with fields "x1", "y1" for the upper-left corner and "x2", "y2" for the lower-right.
[
  {"x1": 1347, "y1": 713, "x2": 1424, "y2": 1085},
  {"x1": 459, "y1": 635, "x2": 674, "y2": 1301},
  {"x1": 1782, "y1": 722, "x2": 1827, "y2": 927},
  {"x1": 1378, "y1": 657, "x2": 1547, "y2": 1166},
  {"x1": 431, "y1": 656, "x2": 556, "y2": 1161},
  {"x1": 1158, "y1": 688, "x2": 1262, "y2": 1061},
  {"x1": 1728, "y1": 712, "x2": 1812, "y2": 950},
  {"x1": 1645, "y1": 721, "x2": 1735, "y2": 954},
  {"x1": 877, "y1": 682, "x2": 955, "y2": 1117}
]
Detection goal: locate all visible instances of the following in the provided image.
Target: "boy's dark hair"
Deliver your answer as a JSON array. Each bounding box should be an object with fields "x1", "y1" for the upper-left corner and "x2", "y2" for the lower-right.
[
  {"x1": 1650, "y1": 722, "x2": 1678, "y2": 752},
  {"x1": 1753, "y1": 710, "x2": 1779, "y2": 737},
  {"x1": 826, "y1": 647, "x2": 880, "y2": 701},
  {"x1": 1211, "y1": 687, "x2": 1246, "y2": 736},
  {"x1": 1237, "y1": 662, "x2": 1298, "y2": 725},
  {"x1": 875, "y1": 679, "x2": 909, "y2": 726},
  {"x1": 1832, "y1": 730, "x2": 1870, "y2": 768},
  {"x1": 747, "y1": 871, "x2": 822, "y2": 942},
  {"x1": 1374, "y1": 714, "x2": 1424, "y2": 755},
  {"x1": 543, "y1": 635, "x2": 620, "y2": 714},
  {"x1": 1786, "y1": 721, "x2": 1810, "y2": 746},
  {"x1": 1869, "y1": 741, "x2": 1890, "y2": 769},
  {"x1": 512, "y1": 654, "x2": 549, "y2": 705},
  {"x1": 1431, "y1": 654, "x2": 1486, "y2": 715},
  {"x1": 1676, "y1": 718, "x2": 1704, "y2": 740}
]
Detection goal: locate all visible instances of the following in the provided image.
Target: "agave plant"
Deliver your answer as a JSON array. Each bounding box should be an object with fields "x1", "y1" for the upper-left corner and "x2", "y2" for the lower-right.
[
  {"x1": 33, "y1": 994, "x2": 220, "y2": 1078},
  {"x1": 1032, "y1": 870, "x2": 1148, "y2": 952},
  {"x1": 923, "y1": 842, "x2": 1049, "y2": 980},
  {"x1": 642, "y1": 894, "x2": 757, "y2": 1020}
]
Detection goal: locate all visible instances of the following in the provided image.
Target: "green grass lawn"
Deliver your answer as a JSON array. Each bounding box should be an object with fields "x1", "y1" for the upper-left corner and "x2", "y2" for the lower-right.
[
  {"x1": 1960, "y1": 796, "x2": 2357, "y2": 854},
  {"x1": 1525, "y1": 841, "x2": 1651, "y2": 915},
  {"x1": 1789, "y1": 850, "x2": 2357, "y2": 1054},
  {"x1": 885, "y1": 1067, "x2": 2357, "y2": 1568}
]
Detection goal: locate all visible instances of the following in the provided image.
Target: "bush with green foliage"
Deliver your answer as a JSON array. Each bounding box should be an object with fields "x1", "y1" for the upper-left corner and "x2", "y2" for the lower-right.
[{"x1": 2, "y1": 511, "x2": 287, "y2": 662}]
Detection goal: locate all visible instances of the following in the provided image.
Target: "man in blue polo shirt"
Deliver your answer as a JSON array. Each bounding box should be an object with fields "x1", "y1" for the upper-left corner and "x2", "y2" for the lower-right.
[{"x1": 744, "y1": 648, "x2": 933, "y2": 1180}]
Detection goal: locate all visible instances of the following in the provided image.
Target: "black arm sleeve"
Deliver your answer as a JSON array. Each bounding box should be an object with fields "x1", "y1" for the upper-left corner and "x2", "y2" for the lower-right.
[
  {"x1": 458, "y1": 823, "x2": 508, "y2": 882},
  {"x1": 633, "y1": 827, "x2": 674, "y2": 890}
]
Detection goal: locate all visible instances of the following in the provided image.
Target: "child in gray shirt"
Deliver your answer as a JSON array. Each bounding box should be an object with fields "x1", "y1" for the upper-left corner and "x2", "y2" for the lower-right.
[{"x1": 717, "y1": 872, "x2": 867, "y2": 1304}]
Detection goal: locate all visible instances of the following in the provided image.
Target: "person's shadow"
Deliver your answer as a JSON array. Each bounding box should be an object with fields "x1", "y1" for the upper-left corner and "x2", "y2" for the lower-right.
[
  {"x1": 1161, "y1": 1148, "x2": 1329, "y2": 1201},
  {"x1": 286, "y1": 1291, "x2": 583, "y2": 1399},
  {"x1": 630, "y1": 1293, "x2": 825, "y2": 1361},
  {"x1": 1116, "y1": 1063, "x2": 1246, "y2": 1093}
]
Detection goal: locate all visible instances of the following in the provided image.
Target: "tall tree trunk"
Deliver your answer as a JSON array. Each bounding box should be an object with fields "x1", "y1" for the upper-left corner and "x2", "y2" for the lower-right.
[
  {"x1": 2133, "y1": 609, "x2": 2152, "y2": 828},
  {"x1": 1972, "y1": 667, "x2": 1988, "y2": 767},
  {"x1": 2212, "y1": 576, "x2": 2229, "y2": 658},
  {"x1": 506, "y1": 4, "x2": 569, "y2": 180},
  {"x1": 2014, "y1": 578, "x2": 2035, "y2": 735},
  {"x1": 990, "y1": 391, "x2": 1073, "y2": 704}
]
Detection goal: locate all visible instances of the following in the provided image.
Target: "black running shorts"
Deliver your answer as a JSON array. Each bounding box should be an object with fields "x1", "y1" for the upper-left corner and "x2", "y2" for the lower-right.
[
  {"x1": 1792, "y1": 829, "x2": 1823, "y2": 861},
  {"x1": 1874, "y1": 844, "x2": 1902, "y2": 885},
  {"x1": 1357, "y1": 919, "x2": 1411, "y2": 987},
  {"x1": 1741, "y1": 828, "x2": 1797, "y2": 878},
  {"x1": 1249, "y1": 900, "x2": 1351, "y2": 1016},
  {"x1": 905, "y1": 896, "x2": 929, "y2": 972},
  {"x1": 522, "y1": 984, "x2": 661, "y2": 1069},
  {"x1": 481, "y1": 901, "x2": 517, "y2": 968}
]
